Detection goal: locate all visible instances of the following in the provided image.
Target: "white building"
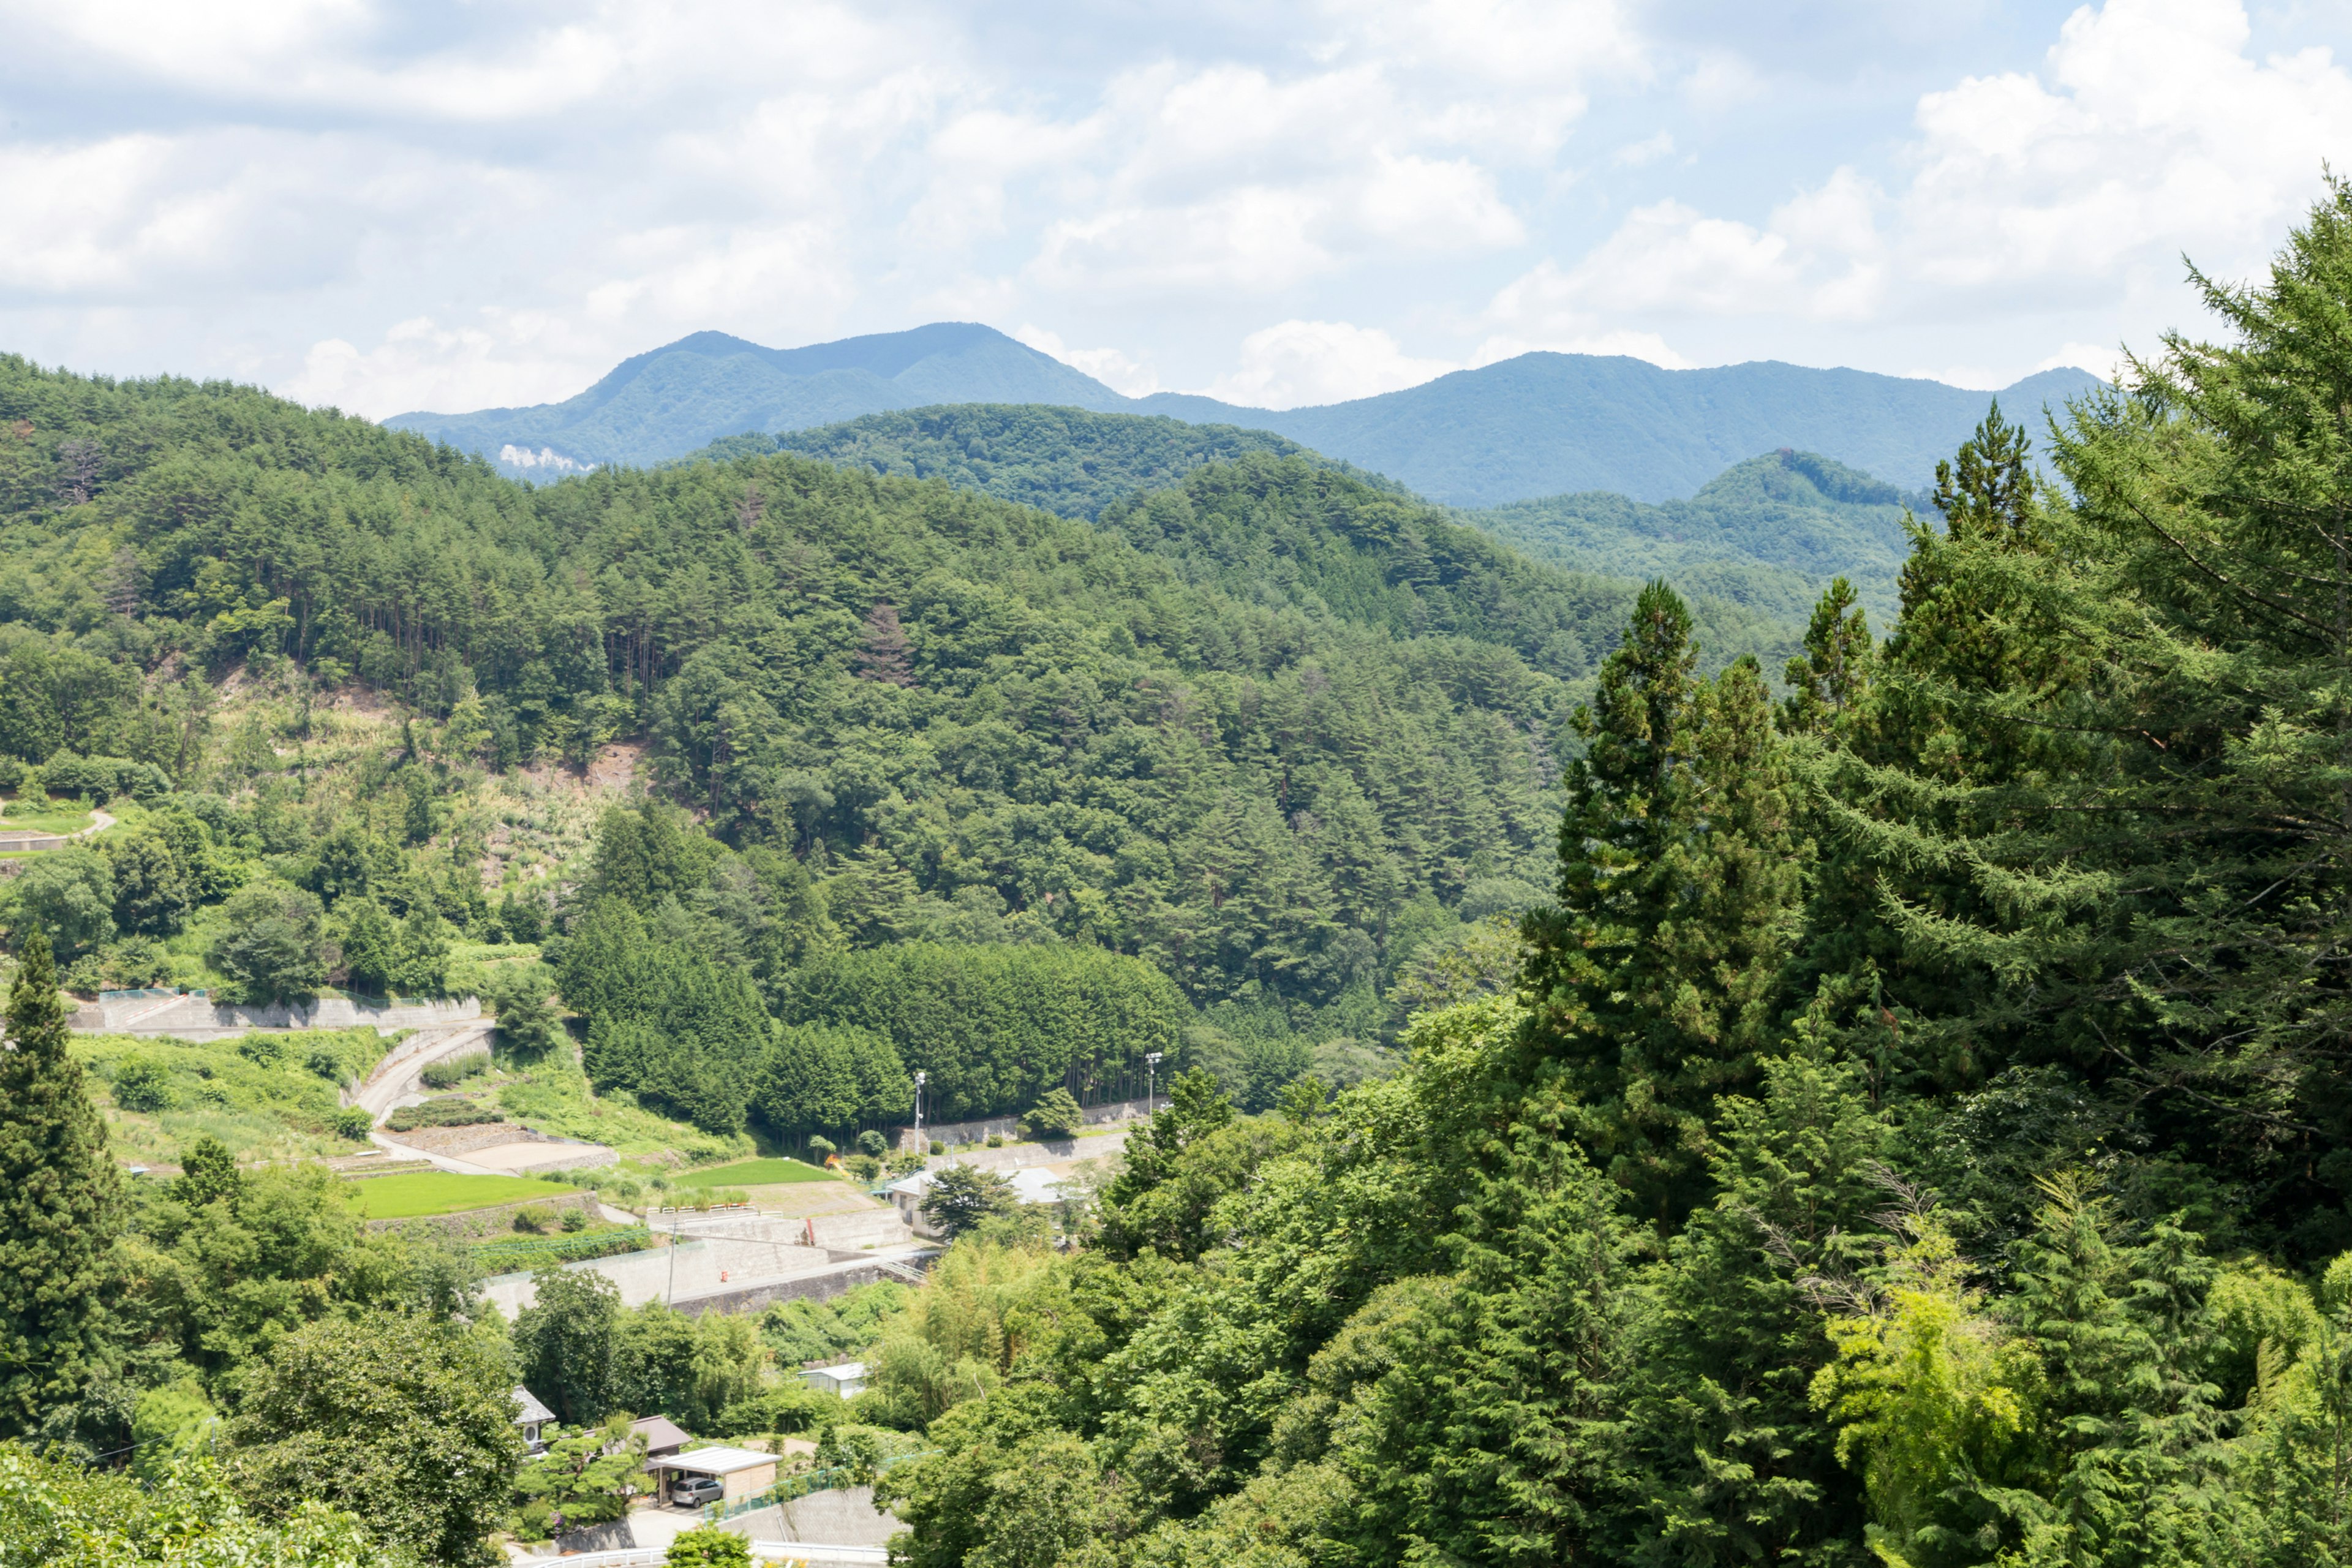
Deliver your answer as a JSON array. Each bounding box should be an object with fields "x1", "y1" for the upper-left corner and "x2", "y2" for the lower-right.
[{"x1": 802, "y1": 1360, "x2": 869, "y2": 1398}]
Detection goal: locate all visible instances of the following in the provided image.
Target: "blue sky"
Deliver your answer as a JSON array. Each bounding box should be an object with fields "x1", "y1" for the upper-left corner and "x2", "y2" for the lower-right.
[{"x1": 1, "y1": 0, "x2": 2347, "y2": 417}]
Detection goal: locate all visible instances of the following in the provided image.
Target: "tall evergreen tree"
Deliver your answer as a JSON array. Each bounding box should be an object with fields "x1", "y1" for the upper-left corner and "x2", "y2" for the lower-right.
[
  {"x1": 854, "y1": 601, "x2": 915, "y2": 686},
  {"x1": 1520, "y1": 582, "x2": 1806, "y2": 1223},
  {"x1": 0, "y1": 932, "x2": 123, "y2": 1437}
]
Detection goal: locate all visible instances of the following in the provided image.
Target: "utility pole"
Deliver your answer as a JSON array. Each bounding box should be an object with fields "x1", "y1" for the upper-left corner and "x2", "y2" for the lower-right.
[
  {"x1": 913, "y1": 1069, "x2": 926, "y2": 1149},
  {"x1": 1145, "y1": 1052, "x2": 1163, "y2": 1118}
]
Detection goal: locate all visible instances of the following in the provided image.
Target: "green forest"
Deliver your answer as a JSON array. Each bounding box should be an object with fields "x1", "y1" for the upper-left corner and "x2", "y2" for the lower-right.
[
  {"x1": 12, "y1": 179, "x2": 2352, "y2": 1568},
  {"x1": 1466, "y1": 444, "x2": 1928, "y2": 631}
]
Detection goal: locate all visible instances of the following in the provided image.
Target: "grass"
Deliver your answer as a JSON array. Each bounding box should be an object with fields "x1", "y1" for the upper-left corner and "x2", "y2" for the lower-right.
[
  {"x1": 73, "y1": 1028, "x2": 390, "y2": 1165},
  {"x1": 0, "y1": 805, "x2": 95, "y2": 834},
  {"x1": 673, "y1": 1157, "x2": 835, "y2": 1189},
  {"x1": 495, "y1": 1055, "x2": 750, "y2": 1163},
  {"x1": 342, "y1": 1170, "x2": 579, "y2": 1219}
]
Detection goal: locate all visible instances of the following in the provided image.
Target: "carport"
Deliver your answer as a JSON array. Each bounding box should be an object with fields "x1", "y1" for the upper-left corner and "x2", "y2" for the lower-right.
[{"x1": 649, "y1": 1444, "x2": 779, "y2": 1507}]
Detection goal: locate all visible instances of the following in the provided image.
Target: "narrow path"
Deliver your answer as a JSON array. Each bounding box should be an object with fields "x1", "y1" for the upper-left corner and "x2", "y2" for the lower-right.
[
  {"x1": 75, "y1": 808, "x2": 116, "y2": 838},
  {"x1": 352, "y1": 1018, "x2": 496, "y2": 1124}
]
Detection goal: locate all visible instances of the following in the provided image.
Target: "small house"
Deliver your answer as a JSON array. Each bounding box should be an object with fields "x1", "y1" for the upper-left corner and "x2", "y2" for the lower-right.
[
  {"x1": 511, "y1": 1387, "x2": 554, "y2": 1453},
  {"x1": 802, "y1": 1360, "x2": 868, "y2": 1398},
  {"x1": 630, "y1": 1414, "x2": 692, "y2": 1458},
  {"x1": 649, "y1": 1444, "x2": 778, "y2": 1506}
]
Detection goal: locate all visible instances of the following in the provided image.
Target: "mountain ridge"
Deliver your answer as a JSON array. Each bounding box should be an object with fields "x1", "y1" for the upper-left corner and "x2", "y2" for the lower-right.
[{"x1": 385, "y1": 323, "x2": 2101, "y2": 505}]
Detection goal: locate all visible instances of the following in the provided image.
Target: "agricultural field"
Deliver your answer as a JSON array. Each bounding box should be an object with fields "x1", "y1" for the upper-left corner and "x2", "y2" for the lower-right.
[
  {"x1": 671, "y1": 1157, "x2": 835, "y2": 1189},
  {"x1": 342, "y1": 1170, "x2": 579, "y2": 1219}
]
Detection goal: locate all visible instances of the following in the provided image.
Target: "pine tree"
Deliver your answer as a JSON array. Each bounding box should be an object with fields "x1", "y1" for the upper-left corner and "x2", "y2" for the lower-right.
[
  {"x1": 854, "y1": 601, "x2": 915, "y2": 686},
  {"x1": 0, "y1": 931, "x2": 123, "y2": 1436},
  {"x1": 1520, "y1": 582, "x2": 1806, "y2": 1223},
  {"x1": 1779, "y1": 576, "x2": 1873, "y2": 737}
]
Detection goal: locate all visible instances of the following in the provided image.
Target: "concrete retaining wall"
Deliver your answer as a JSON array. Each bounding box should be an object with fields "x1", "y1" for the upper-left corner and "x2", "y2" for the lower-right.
[
  {"x1": 73, "y1": 992, "x2": 481, "y2": 1041},
  {"x1": 900, "y1": 1095, "x2": 1153, "y2": 1152},
  {"x1": 668, "y1": 1259, "x2": 906, "y2": 1319}
]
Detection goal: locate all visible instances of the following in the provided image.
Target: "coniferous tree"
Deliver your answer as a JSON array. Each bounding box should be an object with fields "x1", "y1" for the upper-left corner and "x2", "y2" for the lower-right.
[
  {"x1": 1780, "y1": 576, "x2": 1874, "y2": 738},
  {"x1": 1520, "y1": 582, "x2": 1806, "y2": 1223},
  {"x1": 0, "y1": 931, "x2": 123, "y2": 1437},
  {"x1": 854, "y1": 601, "x2": 915, "y2": 686}
]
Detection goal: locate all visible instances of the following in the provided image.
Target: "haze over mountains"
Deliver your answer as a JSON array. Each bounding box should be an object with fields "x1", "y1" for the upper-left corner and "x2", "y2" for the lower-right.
[{"x1": 386, "y1": 322, "x2": 2102, "y2": 506}]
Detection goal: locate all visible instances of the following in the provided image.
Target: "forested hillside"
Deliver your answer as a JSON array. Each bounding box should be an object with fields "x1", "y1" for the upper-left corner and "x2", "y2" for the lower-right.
[
  {"x1": 682, "y1": 403, "x2": 1362, "y2": 519},
  {"x1": 0, "y1": 360, "x2": 1761, "y2": 1098},
  {"x1": 835, "y1": 186, "x2": 2352, "y2": 1568},
  {"x1": 1464, "y1": 445, "x2": 1928, "y2": 627}
]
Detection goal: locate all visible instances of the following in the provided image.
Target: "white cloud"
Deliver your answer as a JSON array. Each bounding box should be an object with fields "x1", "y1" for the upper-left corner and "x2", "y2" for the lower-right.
[
  {"x1": 284, "y1": 314, "x2": 605, "y2": 418},
  {"x1": 1200, "y1": 319, "x2": 1454, "y2": 408},
  {"x1": 1612, "y1": 132, "x2": 1675, "y2": 168},
  {"x1": 1471, "y1": 262, "x2": 1694, "y2": 367},
  {"x1": 2037, "y1": 341, "x2": 2126, "y2": 379},
  {"x1": 1016, "y1": 324, "x2": 1161, "y2": 396},
  {"x1": 1899, "y1": 0, "x2": 2352, "y2": 290}
]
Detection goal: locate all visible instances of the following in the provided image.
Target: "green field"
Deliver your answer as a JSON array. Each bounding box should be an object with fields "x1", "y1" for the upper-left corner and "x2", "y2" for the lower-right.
[
  {"x1": 1, "y1": 805, "x2": 94, "y2": 834},
  {"x1": 673, "y1": 1157, "x2": 834, "y2": 1189},
  {"x1": 342, "y1": 1171, "x2": 578, "y2": 1219}
]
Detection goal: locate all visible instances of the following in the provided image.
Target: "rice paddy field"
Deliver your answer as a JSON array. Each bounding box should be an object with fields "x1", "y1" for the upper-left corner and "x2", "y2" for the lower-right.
[
  {"x1": 671, "y1": 1157, "x2": 835, "y2": 1189},
  {"x1": 342, "y1": 1170, "x2": 579, "y2": 1219}
]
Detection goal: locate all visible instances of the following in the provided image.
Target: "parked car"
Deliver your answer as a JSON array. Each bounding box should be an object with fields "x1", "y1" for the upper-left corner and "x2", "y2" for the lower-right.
[{"x1": 671, "y1": 1475, "x2": 725, "y2": 1507}]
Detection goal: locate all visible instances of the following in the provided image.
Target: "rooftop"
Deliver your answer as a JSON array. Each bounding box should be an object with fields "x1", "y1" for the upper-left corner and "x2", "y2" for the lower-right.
[
  {"x1": 652, "y1": 1444, "x2": 777, "y2": 1475},
  {"x1": 630, "y1": 1415, "x2": 692, "y2": 1451},
  {"x1": 806, "y1": 1361, "x2": 867, "y2": 1380},
  {"x1": 511, "y1": 1387, "x2": 554, "y2": 1425}
]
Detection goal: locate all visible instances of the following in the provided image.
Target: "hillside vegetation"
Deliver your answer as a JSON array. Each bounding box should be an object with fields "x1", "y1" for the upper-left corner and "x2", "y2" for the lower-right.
[
  {"x1": 1463, "y1": 445, "x2": 1927, "y2": 626},
  {"x1": 685, "y1": 402, "x2": 1351, "y2": 519},
  {"x1": 0, "y1": 355, "x2": 1753, "y2": 1112}
]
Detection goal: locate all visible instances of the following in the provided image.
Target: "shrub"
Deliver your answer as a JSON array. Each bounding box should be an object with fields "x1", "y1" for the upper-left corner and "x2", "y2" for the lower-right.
[
  {"x1": 383, "y1": 1096, "x2": 505, "y2": 1133},
  {"x1": 330, "y1": 1106, "x2": 374, "y2": 1140},
  {"x1": 928, "y1": 1140, "x2": 943, "y2": 1155},
  {"x1": 984, "y1": 1134, "x2": 1003, "y2": 1148},
  {"x1": 560, "y1": 1207, "x2": 589, "y2": 1232},
  {"x1": 512, "y1": 1205, "x2": 557, "y2": 1234},
  {"x1": 304, "y1": 1046, "x2": 345, "y2": 1082},
  {"x1": 844, "y1": 1154, "x2": 881, "y2": 1181},
  {"x1": 420, "y1": 1052, "x2": 488, "y2": 1090},
  {"x1": 112, "y1": 1055, "x2": 175, "y2": 1112},
  {"x1": 666, "y1": 1526, "x2": 751, "y2": 1566},
  {"x1": 855, "y1": 1128, "x2": 888, "y2": 1159},
  {"x1": 236, "y1": 1035, "x2": 287, "y2": 1067}
]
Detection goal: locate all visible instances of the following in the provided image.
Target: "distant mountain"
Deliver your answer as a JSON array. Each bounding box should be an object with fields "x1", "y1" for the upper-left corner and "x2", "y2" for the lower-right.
[
  {"x1": 385, "y1": 323, "x2": 1126, "y2": 475},
  {"x1": 388, "y1": 321, "x2": 2101, "y2": 504},
  {"x1": 679, "y1": 404, "x2": 1404, "y2": 519},
  {"x1": 1459, "y1": 450, "x2": 1929, "y2": 631},
  {"x1": 1153, "y1": 359, "x2": 2101, "y2": 508}
]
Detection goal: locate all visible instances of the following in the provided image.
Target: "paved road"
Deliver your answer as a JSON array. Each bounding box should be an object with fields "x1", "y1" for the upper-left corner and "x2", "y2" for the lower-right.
[{"x1": 352, "y1": 1019, "x2": 497, "y2": 1124}]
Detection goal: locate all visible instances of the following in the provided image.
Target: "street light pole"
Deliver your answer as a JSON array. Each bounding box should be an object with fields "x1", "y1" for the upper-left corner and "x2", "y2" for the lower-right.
[
  {"x1": 1144, "y1": 1052, "x2": 1163, "y2": 1118},
  {"x1": 913, "y1": 1070, "x2": 926, "y2": 1150}
]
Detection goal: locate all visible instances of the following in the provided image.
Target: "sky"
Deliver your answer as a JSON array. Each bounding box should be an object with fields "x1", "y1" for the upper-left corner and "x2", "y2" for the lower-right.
[{"x1": 1, "y1": 0, "x2": 2348, "y2": 418}]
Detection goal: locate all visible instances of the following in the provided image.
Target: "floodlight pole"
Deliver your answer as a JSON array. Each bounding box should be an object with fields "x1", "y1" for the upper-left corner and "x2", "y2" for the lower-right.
[{"x1": 1145, "y1": 1052, "x2": 1163, "y2": 1118}]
